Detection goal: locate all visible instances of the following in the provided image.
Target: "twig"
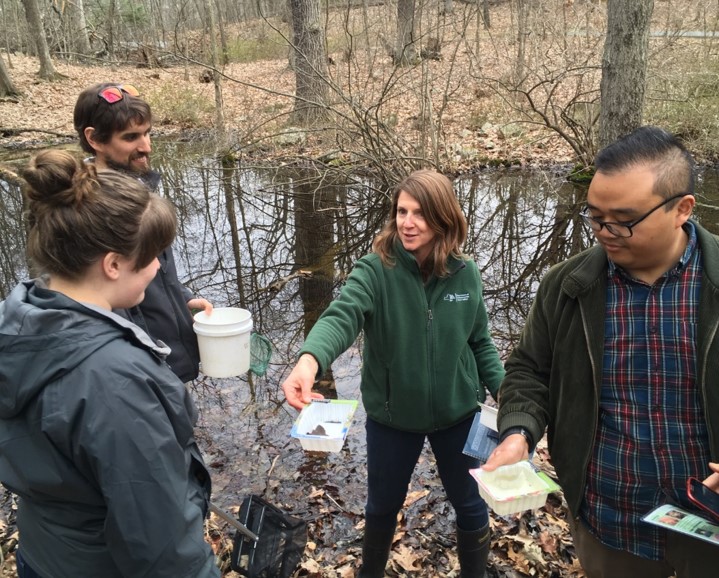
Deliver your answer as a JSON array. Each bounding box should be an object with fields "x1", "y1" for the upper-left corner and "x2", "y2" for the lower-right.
[
  {"x1": 325, "y1": 492, "x2": 346, "y2": 513},
  {"x1": 262, "y1": 269, "x2": 313, "y2": 294},
  {"x1": 267, "y1": 454, "x2": 280, "y2": 478}
]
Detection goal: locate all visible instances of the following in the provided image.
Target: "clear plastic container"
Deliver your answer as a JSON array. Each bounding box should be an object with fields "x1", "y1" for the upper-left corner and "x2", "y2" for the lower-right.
[
  {"x1": 290, "y1": 399, "x2": 358, "y2": 452},
  {"x1": 470, "y1": 461, "x2": 560, "y2": 515}
]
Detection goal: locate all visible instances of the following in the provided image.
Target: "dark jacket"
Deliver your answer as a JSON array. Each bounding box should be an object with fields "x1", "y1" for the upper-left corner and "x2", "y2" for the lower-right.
[
  {"x1": 497, "y1": 220, "x2": 719, "y2": 517},
  {"x1": 119, "y1": 247, "x2": 201, "y2": 382},
  {"x1": 0, "y1": 280, "x2": 219, "y2": 578},
  {"x1": 300, "y1": 244, "x2": 505, "y2": 432}
]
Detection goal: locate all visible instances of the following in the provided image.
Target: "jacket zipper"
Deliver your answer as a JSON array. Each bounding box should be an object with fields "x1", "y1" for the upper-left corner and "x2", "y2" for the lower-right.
[
  {"x1": 427, "y1": 307, "x2": 435, "y2": 429},
  {"x1": 577, "y1": 294, "x2": 599, "y2": 518},
  {"x1": 384, "y1": 369, "x2": 392, "y2": 423}
]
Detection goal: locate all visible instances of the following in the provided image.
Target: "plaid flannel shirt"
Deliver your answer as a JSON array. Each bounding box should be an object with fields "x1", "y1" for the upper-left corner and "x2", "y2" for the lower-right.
[{"x1": 580, "y1": 222, "x2": 712, "y2": 559}]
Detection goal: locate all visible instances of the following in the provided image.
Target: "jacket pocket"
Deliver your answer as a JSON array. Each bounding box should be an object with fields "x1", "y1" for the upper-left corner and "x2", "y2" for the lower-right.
[{"x1": 457, "y1": 346, "x2": 481, "y2": 401}]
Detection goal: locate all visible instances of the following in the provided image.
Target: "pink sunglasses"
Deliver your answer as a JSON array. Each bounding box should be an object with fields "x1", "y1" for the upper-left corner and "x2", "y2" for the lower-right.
[{"x1": 98, "y1": 84, "x2": 140, "y2": 104}]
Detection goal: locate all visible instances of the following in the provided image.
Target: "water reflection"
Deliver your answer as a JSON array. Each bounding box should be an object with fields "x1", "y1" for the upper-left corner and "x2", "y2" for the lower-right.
[
  {"x1": 2, "y1": 144, "x2": 719, "y2": 572},
  {"x1": 2, "y1": 145, "x2": 719, "y2": 424},
  {"x1": 461, "y1": 171, "x2": 590, "y2": 357},
  {"x1": 0, "y1": 172, "x2": 27, "y2": 296}
]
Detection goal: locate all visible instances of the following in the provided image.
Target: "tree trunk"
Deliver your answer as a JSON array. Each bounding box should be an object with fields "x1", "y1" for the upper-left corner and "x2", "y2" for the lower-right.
[
  {"x1": 598, "y1": 0, "x2": 654, "y2": 149},
  {"x1": 107, "y1": 0, "x2": 116, "y2": 58},
  {"x1": 214, "y1": 0, "x2": 229, "y2": 65},
  {"x1": 0, "y1": 55, "x2": 19, "y2": 96},
  {"x1": 294, "y1": 169, "x2": 338, "y2": 396},
  {"x1": 289, "y1": 0, "x2": 329, "y2": 125},
  {"x1": 514, "y1": 0, "x2": 529, "y2": 84},
  {"x1": 206, "y1": 0, "x2": 226, "y2": 142},
  {"x1": 21, "y1": 0, "x2": 59, "y2": 80},
  {"x1": 395, "y1": 0, "x2": 419, "y2": 65},
  {"x1": 69, "y1": 0, "x2": 91, "y2": 56}
]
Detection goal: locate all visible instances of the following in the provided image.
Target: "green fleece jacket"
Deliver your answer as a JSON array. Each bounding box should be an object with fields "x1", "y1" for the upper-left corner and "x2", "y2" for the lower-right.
[
  {"x1": 300, "y1": 243, "x2": 505, "y2": 433},
  {"x1": 498, "y1": 220, "x2": 719, "y2": 517}
]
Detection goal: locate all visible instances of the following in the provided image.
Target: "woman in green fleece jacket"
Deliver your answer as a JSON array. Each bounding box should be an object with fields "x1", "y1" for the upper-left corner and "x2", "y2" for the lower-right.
[{"x1": 282, "y1": 170, "x2": 505, "y2": 578}]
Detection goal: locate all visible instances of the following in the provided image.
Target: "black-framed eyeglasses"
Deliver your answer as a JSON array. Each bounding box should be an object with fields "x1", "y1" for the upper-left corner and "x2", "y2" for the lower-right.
[{"x1": 580, "y1": 193, "x2": 688, "y2": 238}]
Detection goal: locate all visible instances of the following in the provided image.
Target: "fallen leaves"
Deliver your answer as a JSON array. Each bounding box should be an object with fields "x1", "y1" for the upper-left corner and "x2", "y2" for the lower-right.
[{"x1": 392, "y1": 543, "x2": 422, "y2": 573}]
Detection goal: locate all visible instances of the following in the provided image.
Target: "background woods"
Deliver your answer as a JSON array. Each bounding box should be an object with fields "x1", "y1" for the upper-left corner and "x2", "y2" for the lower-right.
[{"x1": 1, "y1": 0, "x2": 719, "y2": 170}]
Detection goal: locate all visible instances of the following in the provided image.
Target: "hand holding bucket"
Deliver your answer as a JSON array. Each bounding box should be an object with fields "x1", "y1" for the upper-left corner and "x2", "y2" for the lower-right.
[{"x1": 193, "y1": 307, "x2": 253, "y2": 378}]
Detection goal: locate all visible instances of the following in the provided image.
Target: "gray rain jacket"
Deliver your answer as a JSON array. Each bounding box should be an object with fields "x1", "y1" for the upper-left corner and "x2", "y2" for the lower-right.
[
  {"x1": 0, "y1": 281, "x2": 219, "y2": 578},
  {"x1": 120, "y1": 247, "x2": 201, "y2": 383}
]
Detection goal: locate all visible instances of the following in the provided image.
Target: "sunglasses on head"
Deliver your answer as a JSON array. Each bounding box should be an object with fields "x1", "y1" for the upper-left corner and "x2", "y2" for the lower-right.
[{"x1": 98, "y1": 84, "x2": 140, "y2": 104}]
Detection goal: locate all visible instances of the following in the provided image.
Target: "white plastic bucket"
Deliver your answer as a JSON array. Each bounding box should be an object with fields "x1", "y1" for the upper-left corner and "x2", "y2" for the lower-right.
[{"x1": 193, "y1": 307, "x2": 253, "y2": 378}]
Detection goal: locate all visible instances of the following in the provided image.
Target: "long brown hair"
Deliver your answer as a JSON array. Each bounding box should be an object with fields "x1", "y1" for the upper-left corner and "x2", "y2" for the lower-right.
[
  {"x1": 372, "y1": 170, "x2": 467, "y2": 278},
  {"x1": 22, "y1": 150, "x2": 176, "y2": 280}
]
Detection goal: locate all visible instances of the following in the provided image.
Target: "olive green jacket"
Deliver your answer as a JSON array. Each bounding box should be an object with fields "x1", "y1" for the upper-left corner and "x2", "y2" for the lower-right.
[
  {"x1": 301, "y1": 244, "x2": 505, "y2": 432},
  {"x1": 498, "y1": 220, "x2": 719, "y2": 516}
]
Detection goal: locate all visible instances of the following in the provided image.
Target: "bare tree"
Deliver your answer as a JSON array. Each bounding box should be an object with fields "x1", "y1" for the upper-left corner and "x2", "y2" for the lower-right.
[
  {"x1": 0, "y1": 55, "x2": 20, "y2": 96},
  {"x1": 106, "y1": 0, "x2": 116, "y2": 58},
  {"x1": 206, "y1": 0, "x2": 226, "y2": 141},
  {"x1": 514, "y1": 0, "x2": 530, "y2": 83},
  {"x1": 395, "y1": 0, "x2": 420, "y2": 65},
  {"x1": 20, "y1": 0, "x2": 60, "y2": 79},
  {"x1": 68, "y1": 0, "x2": 91, "y2": 56},
  {"x1": 289, "y1": 0, "x2": 329, "y2": 125},
  {"x1": 598, "y1": 0, "x2": 654, "y2": 148}
]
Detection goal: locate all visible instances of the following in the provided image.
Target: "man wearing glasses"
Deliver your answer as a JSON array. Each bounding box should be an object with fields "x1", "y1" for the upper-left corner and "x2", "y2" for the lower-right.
[
  {"x1": 73, "y1": 83, "x2": 212, "y2": 382},
  {"x1": 484, "y1": 126, "x2": 719, "y2": 577}
]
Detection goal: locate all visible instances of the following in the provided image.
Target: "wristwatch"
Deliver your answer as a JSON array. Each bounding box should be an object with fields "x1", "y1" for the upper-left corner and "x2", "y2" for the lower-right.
[{"x1": 501, "y1": 426, "x2": 535, "y2": 452}]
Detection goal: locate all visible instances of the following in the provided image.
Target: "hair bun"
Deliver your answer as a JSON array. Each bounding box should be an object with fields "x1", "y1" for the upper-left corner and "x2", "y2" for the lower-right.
[{"x1": 22, "y1": 150, "x2": 98, "y2": 207}]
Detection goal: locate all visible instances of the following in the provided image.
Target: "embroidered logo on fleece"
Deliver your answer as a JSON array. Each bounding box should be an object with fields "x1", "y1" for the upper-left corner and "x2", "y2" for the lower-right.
[{"x1": 443, "y1": 293, "x2": 470, "y2": 302}]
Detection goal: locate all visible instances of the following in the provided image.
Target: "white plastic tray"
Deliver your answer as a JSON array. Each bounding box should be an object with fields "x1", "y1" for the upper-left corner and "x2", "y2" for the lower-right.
[
  {"x1": 470, "y1": 461, "x2": 560, "y2": 515},
  {"x1": 290, "y1": 399, "x2": 358, "y2": 452}
]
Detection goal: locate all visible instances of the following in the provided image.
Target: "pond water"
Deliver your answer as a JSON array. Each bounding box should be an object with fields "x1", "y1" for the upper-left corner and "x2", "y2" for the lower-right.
[{"x1": 1, "y1": 142, "x2": 719, "y2": 576}]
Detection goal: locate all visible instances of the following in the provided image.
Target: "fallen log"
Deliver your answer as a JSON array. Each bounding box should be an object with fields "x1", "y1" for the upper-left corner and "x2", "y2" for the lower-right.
[{"x1": 0, "y1": 127, "x2": 73, "y2": 138}]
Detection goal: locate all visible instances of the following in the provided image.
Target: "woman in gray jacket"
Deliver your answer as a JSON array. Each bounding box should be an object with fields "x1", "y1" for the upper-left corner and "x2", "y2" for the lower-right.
[{"x1": 0, "y1": 150, "x2": 220, "y2": 578}]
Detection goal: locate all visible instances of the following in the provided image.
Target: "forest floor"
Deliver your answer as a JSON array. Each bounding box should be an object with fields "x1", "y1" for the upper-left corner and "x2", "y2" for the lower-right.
[{"x1": 0, "y1": 50, "x2": 577, "y2": 173}]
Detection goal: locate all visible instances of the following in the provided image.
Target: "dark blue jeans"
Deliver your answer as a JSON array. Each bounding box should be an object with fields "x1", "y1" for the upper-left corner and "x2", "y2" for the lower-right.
[
  {"x1": 365, "y1": 415, "x2": 488, "y2": 532},
  {"x1": 16, "y1": 549, "x2": 44, "y2": 578}
]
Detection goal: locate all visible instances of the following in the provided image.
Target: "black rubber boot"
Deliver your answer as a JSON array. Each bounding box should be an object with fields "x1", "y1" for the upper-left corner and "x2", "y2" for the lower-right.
[
  {"x1": 357, "y1": 516, "x2": 396, "y2": 578},
  {"x1": 456, "y1": 523, "x2": 490, "y2": 578}
]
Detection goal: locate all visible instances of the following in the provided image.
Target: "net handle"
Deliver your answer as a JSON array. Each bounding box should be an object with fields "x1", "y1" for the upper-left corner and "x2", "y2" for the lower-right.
[{"x1": 209, "y1": 501, "x2": 259, "y2": 542}]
